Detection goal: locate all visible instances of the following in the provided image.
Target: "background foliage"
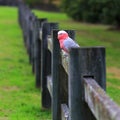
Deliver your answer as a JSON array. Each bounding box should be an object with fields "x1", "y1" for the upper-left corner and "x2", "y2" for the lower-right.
[{"x1": 61, "y1": 0, "x2": 120, "y2": 28}]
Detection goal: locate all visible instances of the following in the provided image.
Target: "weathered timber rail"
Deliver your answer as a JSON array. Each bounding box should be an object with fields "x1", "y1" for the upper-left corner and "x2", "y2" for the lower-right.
[{"x1": 18, "y1": 2, "x2": 120, "y2": 120}]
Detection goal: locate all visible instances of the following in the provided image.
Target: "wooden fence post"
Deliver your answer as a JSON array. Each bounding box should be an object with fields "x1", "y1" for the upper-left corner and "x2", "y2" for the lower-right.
[
  {"x1": 34, "y1": 18, "x2": 47, "y2": 88},
  {"x1": 28, "y1": 13, "x2": 35, "y2": 64},
  {"x1": 33, "y1": 18, "x2": 41, "y2": 88},
  {"x1": 25, "y1": 10, "x2": 32, "y2": 53},
  {"x1": 69, "y1": 47, "x2": 106, "y2": 120},
  {"x1": 52, "y1": 30, "x2": 61, "y2": 120},
  {"x1": 38, "y1": 18, "x2": 47, "y2": 29},
  {"x1": 31, "y1": 15, "x2": 37, "y2": 74},
  {"x1": 41, "y1": 23, "x2": 58, "y2": 109},
  {"x1": 51, "y1": 30, "x2": 75, "y2": 120}
]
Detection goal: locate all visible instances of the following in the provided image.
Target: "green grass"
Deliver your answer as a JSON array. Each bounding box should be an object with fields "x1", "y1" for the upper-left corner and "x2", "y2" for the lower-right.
[
  {"x1": 34, "y1": 10, "x2": 120, "y2": 105},
  {"x1": 0, "y1": 7, "x2": 51, "y2": 120},
  {"x1": 0, "y1": 6, "x2": 120, "y2": 120}
]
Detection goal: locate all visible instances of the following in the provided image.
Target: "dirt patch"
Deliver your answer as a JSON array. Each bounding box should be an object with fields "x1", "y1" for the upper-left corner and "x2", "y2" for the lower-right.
[
  {"x1": 0, "y1": 117, "x2": 8, "y2": 120},
  {"x1": 107, "y1": 67, "x2": 120, "y2": 79},
  {"x1": 1, "y1": 86, "x2": 19, "y2": 92}
]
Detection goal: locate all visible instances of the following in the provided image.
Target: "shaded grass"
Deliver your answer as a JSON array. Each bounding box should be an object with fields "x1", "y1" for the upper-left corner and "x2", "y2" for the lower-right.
[{"x1": 0, "y1": 7, "x2": 51, "y2": 119}]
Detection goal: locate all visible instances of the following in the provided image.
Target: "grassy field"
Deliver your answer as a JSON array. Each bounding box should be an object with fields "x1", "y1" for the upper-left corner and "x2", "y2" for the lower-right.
[
  {"x1": 0, "y1": 7, "x2": 51, "y2": 120},
  {"x1": 0, "y1": 6, "x2": 120, "y2": 120}
]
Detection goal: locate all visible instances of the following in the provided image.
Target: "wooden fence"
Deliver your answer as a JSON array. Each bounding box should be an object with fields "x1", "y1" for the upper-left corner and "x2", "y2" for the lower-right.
[{"x1": 18, "y1": 2, "x2": 120, "y2": 120}]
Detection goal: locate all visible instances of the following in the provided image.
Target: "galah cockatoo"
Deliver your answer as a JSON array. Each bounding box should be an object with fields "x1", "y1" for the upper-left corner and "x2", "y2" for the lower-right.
[{"x1": 57, "y1": 30, "x2": 80, "y2": 53}]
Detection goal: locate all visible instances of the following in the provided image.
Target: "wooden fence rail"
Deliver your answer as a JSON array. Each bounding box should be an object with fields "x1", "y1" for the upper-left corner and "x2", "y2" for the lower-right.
[{"x1": 18, "y1": 2, "x2": 120, "y2": 120}]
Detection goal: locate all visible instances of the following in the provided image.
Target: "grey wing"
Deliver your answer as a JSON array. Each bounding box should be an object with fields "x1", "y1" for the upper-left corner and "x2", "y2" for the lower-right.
[{"x1": 63, "y1": 37, "x2": 80, "y2": 51}]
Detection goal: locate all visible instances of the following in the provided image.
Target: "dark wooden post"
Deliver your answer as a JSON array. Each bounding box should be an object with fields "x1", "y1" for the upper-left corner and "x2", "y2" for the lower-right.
[
  {"x1": 28, "y1": 13, "x2": 34, "y2": 64},
  {"x1": 34, "y1": 18, "x2": 47, "y2": 88},
  {"x1": 41, "y1": 23, "x2": 58, "y2": 109},
  {"x1": 52, "y1": 30, "x2": 75, "y2": 120},
  {"x1": 31, "y1": 15, "x2": 36, "y2": 73},
  {"x1": 33, "y1": 18, "x2": 40, "y2": 87},
  {"x1": 23, "y1": 5, "x2": 28, "y2": 47},
  {"x1": 52, "y1": 30, "x2": 61, "y2": 120},
  {"x1": 38, "y1": 18, "x2": 47, "y2": 28},
  {"x1": 25, "y1": 9, "x2": 31, "y2": 54},
  {"x1": 60, "y1": 30, "x2": 75, "y2": 106},
  {"x1": 69, "y1": 47, "x2": 106, "y2": 120}
]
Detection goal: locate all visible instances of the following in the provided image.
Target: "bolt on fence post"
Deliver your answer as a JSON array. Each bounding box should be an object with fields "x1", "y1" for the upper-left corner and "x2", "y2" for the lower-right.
[{"x1": 69, "y1": 47, "x2": 106, "y2": 120}]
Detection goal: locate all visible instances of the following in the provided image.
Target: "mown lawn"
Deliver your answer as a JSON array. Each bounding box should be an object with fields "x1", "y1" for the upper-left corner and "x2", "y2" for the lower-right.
[{"x1": 0, "y1": 7, "x2": 51, "y2": 120}]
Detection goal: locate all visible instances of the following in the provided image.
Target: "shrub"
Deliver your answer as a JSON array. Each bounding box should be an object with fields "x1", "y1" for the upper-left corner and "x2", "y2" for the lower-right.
[{"x1": 61, "y1": 0, "x2": 120, "y2": 28}]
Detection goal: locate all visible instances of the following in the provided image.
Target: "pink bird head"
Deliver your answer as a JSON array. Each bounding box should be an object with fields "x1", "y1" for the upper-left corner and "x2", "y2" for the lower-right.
[
  {"x1": 57, "y1": 30, "x2": 69, "y2": 41},
  {"x1": 57, "y1": 30, "x2": 69, "y2": 53}
]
